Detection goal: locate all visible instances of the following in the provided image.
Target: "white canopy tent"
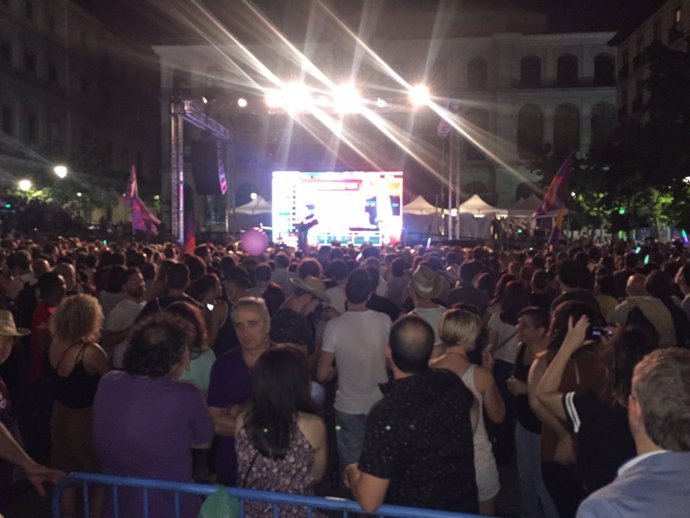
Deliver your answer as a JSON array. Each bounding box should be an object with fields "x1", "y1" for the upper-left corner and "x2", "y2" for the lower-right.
[
  {"x1": 458, "y1": 194, "x2": 508, "y2": 216},
  {"x1": 403, "y1": 195, "x2": 440, "y2": 216},
  {"x1": 235, "y1": 195, "x2": 272, "y2": 215}
]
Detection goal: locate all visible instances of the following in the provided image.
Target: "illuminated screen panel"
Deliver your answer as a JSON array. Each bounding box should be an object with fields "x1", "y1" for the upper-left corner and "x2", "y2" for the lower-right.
[{"x1": 272, "y1": 171, "x2": 403, "y2": 247}]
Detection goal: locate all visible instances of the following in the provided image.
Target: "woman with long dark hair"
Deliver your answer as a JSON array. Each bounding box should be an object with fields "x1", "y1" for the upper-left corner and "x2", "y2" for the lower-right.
[{"x1": 235, "y1": 346, "x2": 327, "y2": 518}]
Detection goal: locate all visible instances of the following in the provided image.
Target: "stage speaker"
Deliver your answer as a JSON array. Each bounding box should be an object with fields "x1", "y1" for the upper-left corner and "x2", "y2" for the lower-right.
[{"x1": 191, "y1": 139, "x2": 228, "y2": 195}]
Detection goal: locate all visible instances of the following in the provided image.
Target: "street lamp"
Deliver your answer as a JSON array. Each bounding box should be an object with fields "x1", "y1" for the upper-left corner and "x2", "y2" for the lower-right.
[
  {"x1": 53, "y1": 165, "x2": 68, "y2": 179},
  {"x1": 18, "y1": 179, "x2": 32, "y2": 191}
]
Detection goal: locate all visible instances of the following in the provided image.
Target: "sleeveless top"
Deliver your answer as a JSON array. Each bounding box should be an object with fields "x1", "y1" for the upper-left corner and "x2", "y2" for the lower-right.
[
  {"x1": 54, "y1": 343, "x2": 101, "y2": 409},
  {"x1": 235, "y1": 421, "x2": 324, "y2": 518},
  {"x1": 460, "y1": 365, "x2": 495, "y2": 473}
]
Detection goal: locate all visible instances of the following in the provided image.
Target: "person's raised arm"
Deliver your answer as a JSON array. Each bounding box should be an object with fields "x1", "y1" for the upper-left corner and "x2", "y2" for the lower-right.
[{"x1": 536, "y1": 316, "x2": 589, "y2": 421}]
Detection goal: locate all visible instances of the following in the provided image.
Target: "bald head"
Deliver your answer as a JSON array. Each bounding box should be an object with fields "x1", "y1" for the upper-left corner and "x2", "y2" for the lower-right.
[
  {"x1": 389, "y1": 315, "x2": 434, "y2": 374},
  {"x1": 627, "y1": 274, "x2": 647, "y2": 297}
]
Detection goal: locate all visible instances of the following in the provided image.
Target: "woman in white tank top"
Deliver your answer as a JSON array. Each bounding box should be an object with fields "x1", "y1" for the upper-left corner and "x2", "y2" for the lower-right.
[{"x1": 432, "y1": 308, "x2": 506, "y2": 517}]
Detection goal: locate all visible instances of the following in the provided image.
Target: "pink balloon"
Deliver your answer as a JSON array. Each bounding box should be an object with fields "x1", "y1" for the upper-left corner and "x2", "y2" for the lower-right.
[{"x1": 241, "y1": 228, "x2": 269, "y2": 256}]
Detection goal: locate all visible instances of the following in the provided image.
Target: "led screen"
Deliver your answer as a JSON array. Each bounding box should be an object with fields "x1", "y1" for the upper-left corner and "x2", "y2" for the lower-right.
[{"x1": 272, "y1": 171, "x2": 403, "y2": 247}]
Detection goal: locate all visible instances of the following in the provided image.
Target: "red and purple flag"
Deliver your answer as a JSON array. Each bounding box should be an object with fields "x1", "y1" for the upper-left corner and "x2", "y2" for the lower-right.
[
  {"x1": 123, "y1": 165, "x2": 159, "y2": 235},
  {"x1": 533, "y1": 152, "x2": 576, "y2": 217}
]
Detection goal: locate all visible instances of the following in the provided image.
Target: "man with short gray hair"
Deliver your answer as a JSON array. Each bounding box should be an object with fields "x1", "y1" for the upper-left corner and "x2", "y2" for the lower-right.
[{"x1": 577, "y1": 348, "x2": 690, "y2": 518}]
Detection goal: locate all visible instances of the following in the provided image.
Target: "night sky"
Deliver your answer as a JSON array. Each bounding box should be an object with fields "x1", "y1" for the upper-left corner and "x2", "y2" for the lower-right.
[{"x1": 77, "y1": 0, "x2": 663, "y2": 46}]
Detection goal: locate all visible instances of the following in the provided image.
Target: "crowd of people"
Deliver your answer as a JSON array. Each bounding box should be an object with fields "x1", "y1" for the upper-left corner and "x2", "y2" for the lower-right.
[{"x1": 0, "y1": 235, "x2": 688, "y2": 518}]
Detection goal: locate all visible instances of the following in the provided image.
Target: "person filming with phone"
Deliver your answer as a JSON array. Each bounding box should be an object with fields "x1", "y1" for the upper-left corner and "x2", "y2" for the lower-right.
[{"x1": 527, "y1": 301, "x2": 609, "y2": 518}]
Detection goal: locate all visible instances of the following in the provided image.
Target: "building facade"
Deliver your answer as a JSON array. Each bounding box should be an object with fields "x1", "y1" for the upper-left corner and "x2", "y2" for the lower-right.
[
  {"x1": 153, "y1": 6, "x2": 616, "y2": 233},
  {"x1": 0, "y1": 0, "x2": 159, "y2": 222},
  {"x1": 610, "y1": 0, "x2": 688, "y2": 120}
]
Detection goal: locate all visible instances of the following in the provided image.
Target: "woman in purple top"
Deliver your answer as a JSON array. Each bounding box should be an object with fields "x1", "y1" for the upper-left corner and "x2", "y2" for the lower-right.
[{"x1": 93, "y1": 313, "x2": 214, "y2": 518}]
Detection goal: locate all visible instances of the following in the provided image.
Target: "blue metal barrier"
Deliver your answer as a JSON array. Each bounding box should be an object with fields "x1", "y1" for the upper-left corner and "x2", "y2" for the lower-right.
[{"x1": 51, "y1": 472, "x2": 485, "y2": 518}]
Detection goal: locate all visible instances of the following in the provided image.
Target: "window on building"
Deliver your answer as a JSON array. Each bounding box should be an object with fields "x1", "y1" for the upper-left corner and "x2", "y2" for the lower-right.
[
  {"x1": 556, "y1": 54, "x2": 578, "y2": 86},
  {"x1": 590, "y1": 102, "x2": 616, "y2": 153},
  {"x1": 25, "y1": 1, "x2": 33, "y2": 20},
  {"x1": 594, "y1": 54, "x2": 615, "y2": 86},
  {"x1": 636, "y1": 35, "x2": 644, "y2": 55},
  {"x1": 519, "y1": 56, "x2": 541, "y2": 87},
  {"x1": 553, "y1": 104, "x2": 580, "y2": 154},
  {"x1": 675, "y1": 6, "x2": 682, "y2": 24},
  {"x1": 24, "y1": 51, "x2": 35, "y2": 72},
  {"x1": 653, "y1": 21, "x2": 662, "y2": 40},
  {"x1": 48, "y1": 63, "x2": 58, "y2": 82},
  {"x1": 467, "y1": 57, "x2": 488, "y2": 90},
  {"x1": 622, "y1": 48, "x2": 630, "y2": 66},
  {"x1": 0, "y1": 40, "x2": 10, "y2": 61},
  {"x1": 464, "y1": 108, "x2": 489, "y2": 160},
  {"x1": 1, "y1": 105, "x2": 12, "y2": 135},
  {"x1": 26, "y1": 112, "x2": 37, "y2": 143},
  {"x1": 517, "y1": 104, "x2": 544, "y2": 159}
]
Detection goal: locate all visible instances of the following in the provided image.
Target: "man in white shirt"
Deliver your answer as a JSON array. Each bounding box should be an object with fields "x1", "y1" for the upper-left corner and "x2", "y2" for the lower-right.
[
  {"x1": 577, "y1": 348, "x2": 690, "y2": 518},
  {"x1": 103, "y1": 268, "x2": 146, "y2": 368},
  {"x1": 317, "y1": 269, "x2": 391, "y2": 471}
]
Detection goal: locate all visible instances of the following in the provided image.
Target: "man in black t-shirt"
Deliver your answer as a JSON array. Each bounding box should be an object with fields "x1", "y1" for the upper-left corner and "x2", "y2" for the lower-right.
[{"x1": 345, "y1": 315, "x2": 478, "y2": 515}]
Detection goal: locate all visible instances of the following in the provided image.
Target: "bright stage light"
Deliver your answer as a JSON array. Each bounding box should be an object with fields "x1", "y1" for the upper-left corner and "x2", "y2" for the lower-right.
[
  {"x1": 265, "y1": 89, "x2": 283, "y2": 109},
  {"x1": 316, "y1": 94, "x2": 330, "y2": 108},
  {"x1": 250, "y1": 192, "x2": 258, "y2": 200},
  {"x1": 18, "y1": 179, "x2": 32, "y2": 191},
  {"x1": 409, "y1": 84, "x2": 430, "y2": 106},
  {"x1": 53, "y1": 165, "x2": 68, "y2": 179},
  {"x1": 376, "y1": 98, "x2": 387, "y2": 108},
  {"x1": 333, "y1": 84, "x2": 362, "y2": 114},
  {"x1": 237, "y1": 98, "x2": 248, "y2": 108},
  {"x1": 283, "y1": 82, "x2": 311, "y2": 114}
]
